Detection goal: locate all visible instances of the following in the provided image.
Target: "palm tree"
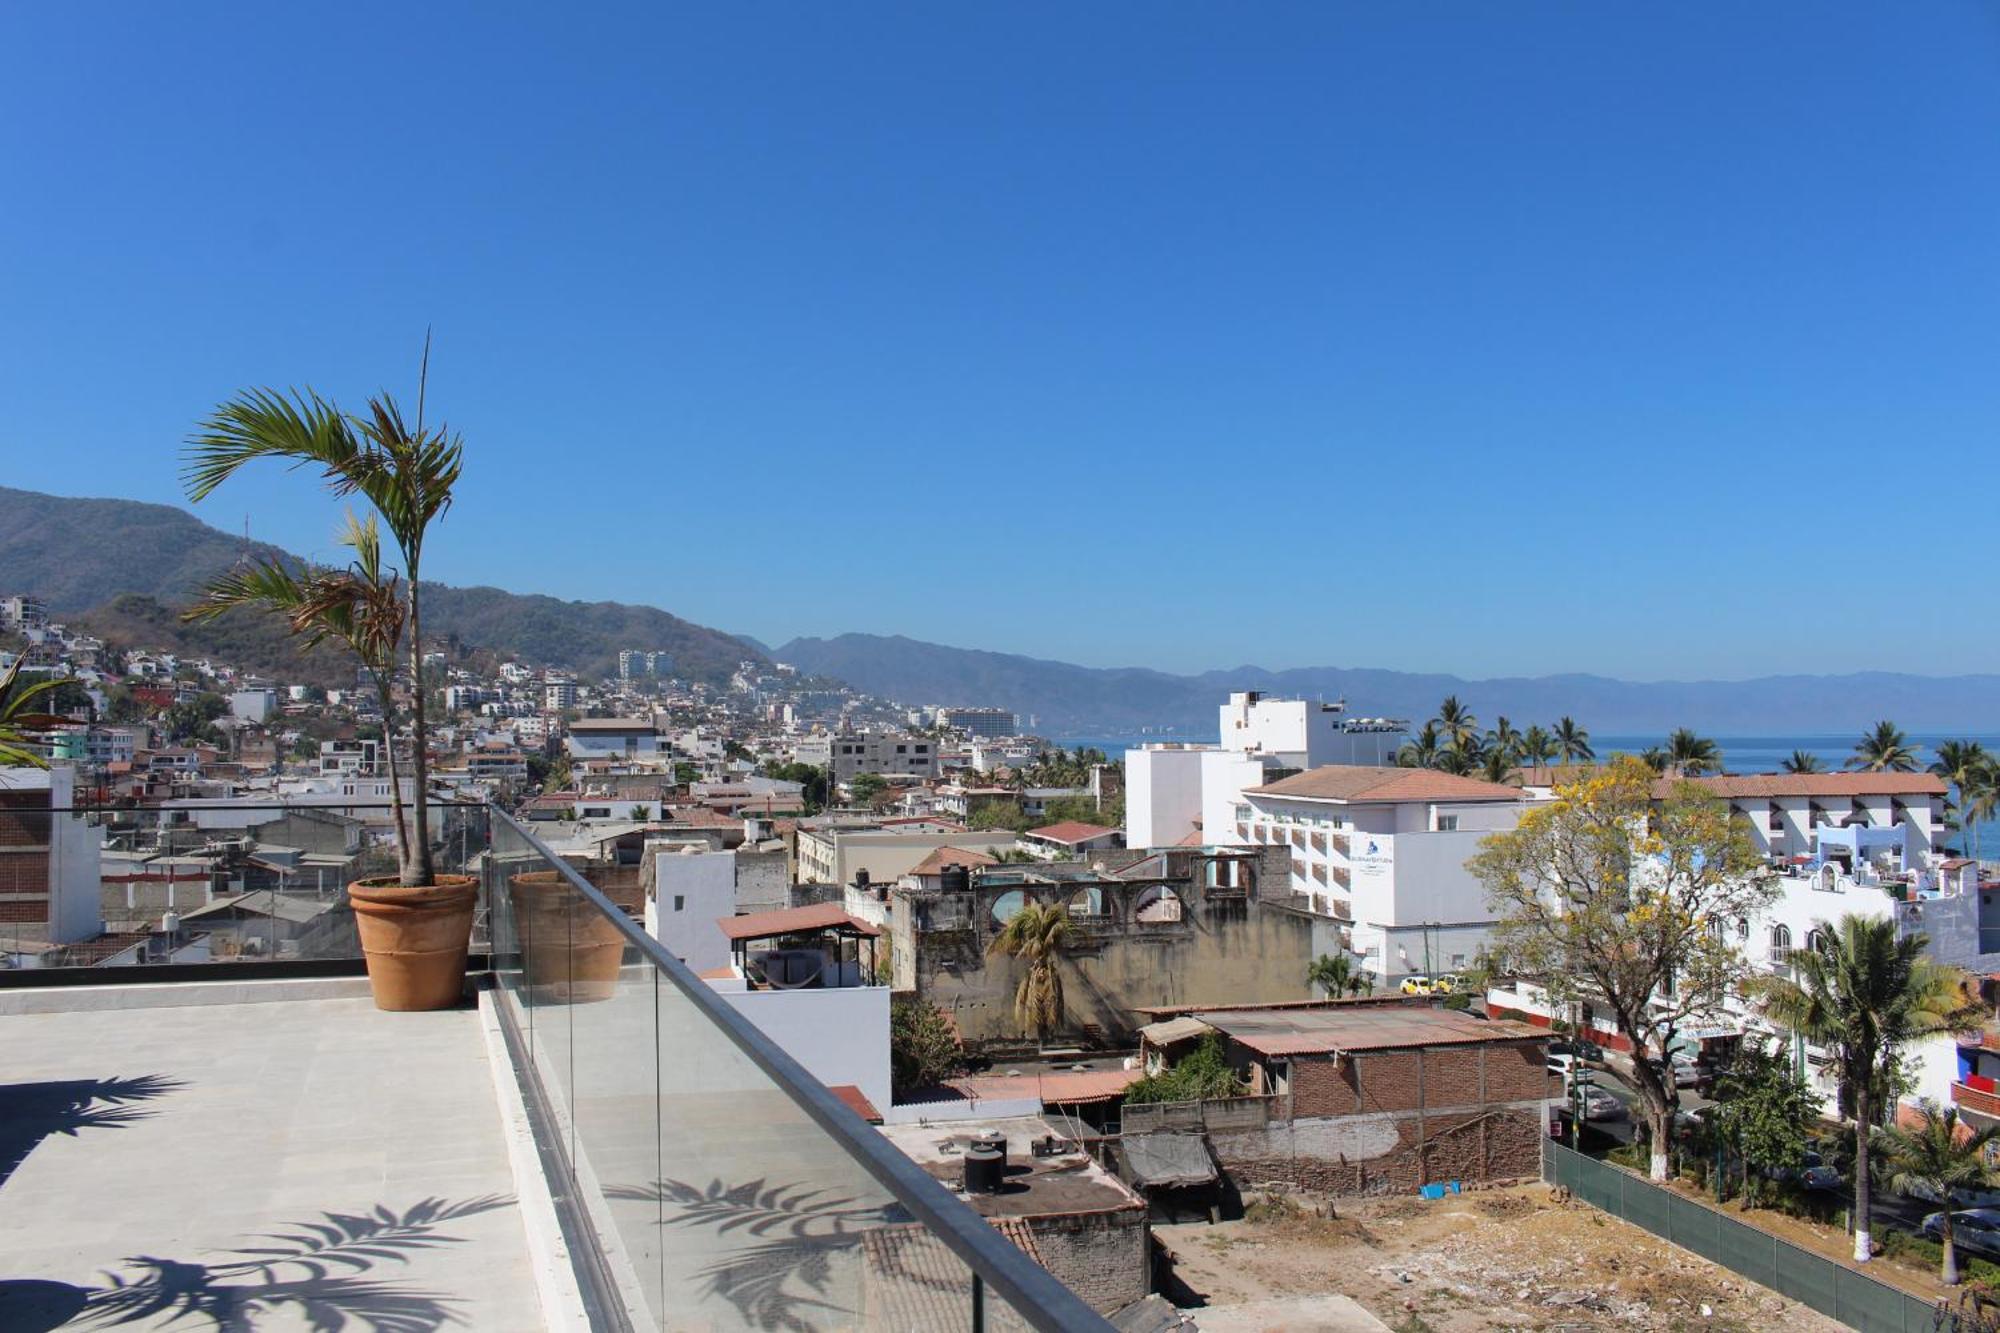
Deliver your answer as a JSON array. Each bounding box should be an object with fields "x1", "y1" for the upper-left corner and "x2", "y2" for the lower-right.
[
  {"x1": 1308, "y1": 953, "x2": 1375, "y2": 998},
  {"x1": 988, "y1": 901, "x2": 1075, "y2": 1046},
  {"x1": 1873, "y1": 1100, "x2": 2000, "y2": 1284},
  {"x1": 1850, "y1": 721, "x2": 1921, "y2": 774},
  {"x1": 1760, "y1": 915, "x2": 1980, "y2": 1263},
  {"x1": 1488, "y1": 717, "x2": 1522, "y2": 765},
  {"x1": 1553, "y1": 716, "x2": 1594, "y2": 764},
  {"x1": 1665, "y1": 727, "x2": 1723, "y2": 776},
  {"x1": 183, "y1": 358, "x2": 463, "y2": 887},
  {"x1": 1480, "y1": 745, "x2": 1513, "y2": 785},
  {"x1": 1520, "y1": 725, "x2": 1558, "y2": 773},
  {"x1": 1436, "y1": 736, "x2": 1482, "y2": 777},
  {"x1": 1962, "y1": 760, "x2": 2000, "y2": 864},
  {"x1": 1781, "y1": 750, "x2": 1825, "y2": 774},
  {"x1": 1930, "y1": 741, "x2": 1992, "y2": 857},
  {"x1": 0, "y1": 654, "x2": 69, "y2": 768},
  {"x1": 1434, "y1": 695, "x2": 1479, "y2": 751},
  {"x1": 185, "y1": 514, "x2": 412, "y2": 858},
  {"x1": 1637, "y1": 747, "x2": 1670, "y2": 776},
  {"x1": 1396, "y1": 721, "x2": 1444, "y2": 770}
]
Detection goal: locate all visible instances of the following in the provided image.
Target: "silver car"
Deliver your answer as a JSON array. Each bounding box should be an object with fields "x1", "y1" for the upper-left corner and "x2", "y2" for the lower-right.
[
  {"x1": 1921, "y1": 1209, "x2": 2000, "y2": 1259},
  {"x1": 1580, "y1": 1087, "x2": 1626, "y2": 1120}
]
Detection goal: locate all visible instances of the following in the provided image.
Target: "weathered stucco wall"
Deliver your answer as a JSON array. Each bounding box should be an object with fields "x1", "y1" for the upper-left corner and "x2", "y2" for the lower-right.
[{"x1": 894, "y1": 846, "x2": 1330, "y2": 1045}]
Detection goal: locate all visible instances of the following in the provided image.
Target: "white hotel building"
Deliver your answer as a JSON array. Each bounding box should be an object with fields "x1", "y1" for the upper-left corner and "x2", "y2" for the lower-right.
[{"x1": 1229, "y1": 766, "x2": 1528, "y2": 984}]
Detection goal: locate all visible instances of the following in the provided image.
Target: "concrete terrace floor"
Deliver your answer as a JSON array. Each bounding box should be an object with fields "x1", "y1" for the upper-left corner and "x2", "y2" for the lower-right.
[{"x1": 0, "y1": 990, "x2": 542, "y2": 1332}]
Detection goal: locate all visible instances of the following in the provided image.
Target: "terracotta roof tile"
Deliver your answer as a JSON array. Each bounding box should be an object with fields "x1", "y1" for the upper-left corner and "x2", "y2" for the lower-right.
[
  {"x1": 1025, "y1": 820, "x2": 1118, "y2": 843},
  {"x1": 908, "y1": 845, "x2": 1000, "y2": 876},
  {"x1": 1659, "y1": 773, "x2": 1948, "y2": 800},
  {"x1": 1247, "y1": 765, "x2": 1522, "y2": 804},
  {"x1": 717, "y1": 901, "x2": 881, "y2": 941}
]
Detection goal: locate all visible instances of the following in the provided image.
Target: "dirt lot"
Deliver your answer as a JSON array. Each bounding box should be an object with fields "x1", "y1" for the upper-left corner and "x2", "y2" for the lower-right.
[{"x1": 1155, "y1": 1183, "x2": 1850, "y2": 1331}]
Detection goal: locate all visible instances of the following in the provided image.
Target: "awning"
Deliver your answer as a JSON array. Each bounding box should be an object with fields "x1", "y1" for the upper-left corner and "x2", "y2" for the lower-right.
[
  {"x1": 1122, "y1": 1132, "x2": 1217, "y2": 1189},
  {"x1": 1138, "y1": 1016, "x2": 1214, "y2": 1047}
]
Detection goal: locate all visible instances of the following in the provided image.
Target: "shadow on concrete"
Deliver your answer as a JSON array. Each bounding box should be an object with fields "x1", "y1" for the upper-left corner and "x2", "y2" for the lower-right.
[
  {"x1": 0, "y1": 1075, "x2": 186, "y2": 1192},
  {"x1": 67, "y1": 1194, "x2": 512, "y2": 1332},
  {"x1": 608, "y1": 1176, "x2": 899, "y2": 1332}
]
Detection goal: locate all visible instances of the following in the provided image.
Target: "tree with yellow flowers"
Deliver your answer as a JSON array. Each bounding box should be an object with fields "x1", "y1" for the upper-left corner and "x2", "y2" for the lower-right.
[{"x1": 1470, "y1": 756, "x2": 1770, "y2": 1181}]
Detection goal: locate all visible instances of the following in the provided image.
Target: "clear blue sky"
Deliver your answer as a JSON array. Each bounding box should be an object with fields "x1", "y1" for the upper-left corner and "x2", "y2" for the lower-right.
[{"x1": 3, "y1": 4, "x2": 1996, "y2": 681}]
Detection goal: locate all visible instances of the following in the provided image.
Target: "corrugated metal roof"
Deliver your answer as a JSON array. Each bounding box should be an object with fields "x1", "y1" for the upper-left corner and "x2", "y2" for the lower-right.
[
  {"x1": 1138, "y1": 1016, "x2": 1215, "y2": 1047},
  {"x1": 950, "y1": 1068, "x2": 1142, "y2": 1106},
  {"x1": 716, "y1": 901, "x2": 881, "y2": 941},
  {"x1": 1197, "y1": 1005, "x2": 1545, "y2": 1056}
]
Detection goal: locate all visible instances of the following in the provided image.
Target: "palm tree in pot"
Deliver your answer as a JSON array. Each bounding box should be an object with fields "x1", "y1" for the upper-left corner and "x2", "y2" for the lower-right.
[{"x1": 182, "y1": 366, "x2": 474, "y2": 1010}]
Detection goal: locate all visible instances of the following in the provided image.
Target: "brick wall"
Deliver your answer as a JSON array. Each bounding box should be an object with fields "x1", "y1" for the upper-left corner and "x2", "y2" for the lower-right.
[
  {"x1": 1211, "y1": 1106, "x2": 1545, "y2": 1196},
  {"x1": 1024, "y1": 1207, "x2": 1148, "y2": 1315}
]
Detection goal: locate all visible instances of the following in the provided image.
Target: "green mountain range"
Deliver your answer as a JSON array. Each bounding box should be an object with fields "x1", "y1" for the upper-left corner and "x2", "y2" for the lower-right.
[{"x1": 0, "y1": 486, "x2": 762, "y2": 685}]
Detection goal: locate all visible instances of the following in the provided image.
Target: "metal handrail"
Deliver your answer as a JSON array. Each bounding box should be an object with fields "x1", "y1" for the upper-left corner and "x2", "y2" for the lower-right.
[{"x1": 486, "y1": 803, "x2": 1112, "y2": 1332}]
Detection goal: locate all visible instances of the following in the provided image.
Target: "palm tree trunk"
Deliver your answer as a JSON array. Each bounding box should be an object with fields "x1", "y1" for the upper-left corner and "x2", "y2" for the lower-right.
[
  {"x1": 1944, "y1": 1222, "x2": 1960, "y2": 1286},
  {"x1": 402, "y1": 580, "x2": 436, "y2": 886},
  {"x1": 374, "y1": 675, "x2": 411, "y2": 865},
  {"x1": 1853, "y1": 1082, "x2": 1873, "y2": 1263}
]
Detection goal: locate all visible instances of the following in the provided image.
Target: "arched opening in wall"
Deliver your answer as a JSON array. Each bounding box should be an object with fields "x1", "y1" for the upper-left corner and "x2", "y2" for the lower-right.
[
  {"x1": 1068, "y1": 886, "x2": 1107, "y2": 918},
  {"x1": 1134, "y1": 884, "x2": 1182, "y2": 924},
  {"x1": 991, "y1": 889, "x2": 1026, "y2": 927}
]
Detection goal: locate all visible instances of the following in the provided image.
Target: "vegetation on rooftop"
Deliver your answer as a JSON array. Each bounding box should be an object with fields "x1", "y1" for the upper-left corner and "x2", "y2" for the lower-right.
[{"x1": 1125, "y1": 1033, "x2": 1246, "y2": 1105}]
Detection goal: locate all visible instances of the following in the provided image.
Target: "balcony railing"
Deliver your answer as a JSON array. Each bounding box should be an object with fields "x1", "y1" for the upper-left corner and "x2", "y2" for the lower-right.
[
  {"x1": 0, "y1": 796, "x2": 1110, "y2": 1329},
  {"x1": 1955, "y1": 1080, "x2": 2000, "y2": 1122}
]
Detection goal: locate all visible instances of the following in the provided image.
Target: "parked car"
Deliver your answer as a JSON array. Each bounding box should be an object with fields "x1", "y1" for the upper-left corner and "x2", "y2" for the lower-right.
[
  {"x1": 1670, "y1": 1057, "x2": 1703, "y2": 1088},
  {"x1": 1799, "y1": 1152, "x2": 1842, "y2": 1193},
  {"x1": 1903, "y1": 1179, "x2": 2000, "y2": 1209},
  {"x1": 1922, "y1": 1210, "x2": 2000, "y2": 1259},
  {"x1": 1580, "y1": 1087, "x2": 1626, "y2": 1120},
  {"x1": 1548, "y1": 1038, "x2": 1603, "y2": 1063},
  {"x1": 1546, "y1": 1051, "x2": 1580, "y2": 1079},
  {"x1": 1432, "y1": 972, "x2": 1472, "y2": 994},
  {"x1": 1400, "y1": 976, "x2": 1434, "y2": 996}
]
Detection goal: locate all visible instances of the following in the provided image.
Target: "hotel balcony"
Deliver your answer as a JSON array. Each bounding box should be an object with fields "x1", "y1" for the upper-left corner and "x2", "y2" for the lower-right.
[
  {"x1": 0, "y1": 799, "x2": 1103, "y2": 1331},
  {"x1": 1953, "y1": 1078, "x2": 2000, "y2": 1124}
]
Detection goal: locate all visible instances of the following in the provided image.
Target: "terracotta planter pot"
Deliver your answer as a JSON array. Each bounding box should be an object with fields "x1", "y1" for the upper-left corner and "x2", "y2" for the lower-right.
[
  {"x1": 349, "y1": 875, "x2": 480, "y2": 1012},
  {"x1": 507, "y1": 870, "x2": 627, "y2": 1004}
]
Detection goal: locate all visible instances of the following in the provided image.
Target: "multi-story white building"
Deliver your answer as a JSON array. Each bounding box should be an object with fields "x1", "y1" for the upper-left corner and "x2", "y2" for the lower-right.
[
  {"x1": 565, "y1": 717, "x2": 663, "y2": 761},
  {"x1": 825, "y1": 731, "x2": 937, "y2": 784},
  {"x1": 318, "y1": 739, "x2": 380, "y2": 778},
  {"x1": 1230, "y1": 765, "x2": 1527, "y2": 982},
  {"x1": 940, "y1": 707, "x2": 1016, "y2": 738},
  {"x1": 542, "y1": 677, "x2": 578, "y2": 712},
  {"x1": 0, "y1": 595, "x2": 48, "y2": 632},
  {"x1": 229, "y1": 688, "x2": 280, "y2": 724},
  {"x1": 1125, "y1": 695, "x2": 1411, "y2": 850}
]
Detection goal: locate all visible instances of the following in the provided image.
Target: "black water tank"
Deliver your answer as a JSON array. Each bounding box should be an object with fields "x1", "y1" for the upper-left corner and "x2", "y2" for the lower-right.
[
  {"x1": 970, "y1": 1132, "x2": 1008, "y2": 1167},
  {"x1": 856, "y1": 868, "x2": 871, "y2": 890},
  {"x1": 940, "y1": 863, "x2": 970, "y2": 894},
  {"x1": 963, "y1": 1145, "x2": 1003, "y2": 1194}
]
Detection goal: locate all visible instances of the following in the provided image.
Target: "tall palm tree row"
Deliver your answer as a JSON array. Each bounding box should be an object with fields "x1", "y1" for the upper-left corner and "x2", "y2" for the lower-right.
[
  {"x1": 1393, "y1": 698, "x2": 1599, "y2": 786},
  {"x1": 1760, "y1": 915, "x2": 1980, "y2": 1264},
  {"x1": 1930, "y1": 740, "x2": 1996, "y2": 862}
]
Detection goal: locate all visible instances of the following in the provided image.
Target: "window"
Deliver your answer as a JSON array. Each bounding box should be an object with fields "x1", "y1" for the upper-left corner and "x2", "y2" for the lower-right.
[
  {"x1": 1735, "y1": 917, "x2": 1748, "y2": 940},
  {"x1": 1769, "y1": 923, "x2": 1793, "y2": 964},
  {"x1": 673, "y1": 895, "x2": 685, "y2": 912},
  {"x1": 1804, "y1": 927, "x2": 1827, "y2": 955},
  {"x1": 1436, "y1": 814, "x2": 1459, "y2": 832}
]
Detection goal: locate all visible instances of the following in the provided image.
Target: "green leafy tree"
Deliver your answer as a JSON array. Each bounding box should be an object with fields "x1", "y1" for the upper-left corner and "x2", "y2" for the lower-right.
[
  {"x1": 848, "y1": 772, "x2": 889, "y2": 804},
  {"x1": 987, "y1": 901, "x2": 1074, "y2": 1046},
  {"x1": 1307, "y1": 953, "x2": 1372, "y2": 998},
  {"x1": 1126, "y1": 1033, "x2": 1246, "y2": 1105},
  {"x1": 1781, "y1": 750, "x2": 1825, "y2": 774},
  {"x1": 1665, "y1": 727, "x2": 1723, "y2": 776},
  {"x1": 1759, "y1": 915, "x2": 1980, "y2": 1262},
  {"x1": 186, "y1": 514, "x2": 414, "y2": 855},
  {"x1": 1930, "y1": 741, "x2": 1993, "y2": 859},
  {"x1": 0, "y1": 656, "x2": 69, "y2": 767},
  {"x1": 673, "y1": 761, "x2": 700, "y2": 786},
  {"x1": 1873, "y1": 1100, "x2": 2000, "y2": 1284},
  {"x1": 184, "y1": 355, "x2": 464, "y2": 887},
  {"x1": 1711, "y1": 1045, "x2": 1817, "y2": 1206},
  {"x1": 1553, "y1": 717, "x2": 1594, "y2": 764},
  {"x1": 1434, "y1": 695, "x2": 1479, "y2": 751},
  {"x1": 1850, "y1": 720, "x2": 1921, "y2": 774},
  {"x1": 760, "y1": 761, "x2": 830, "y2": 813},
  {"x1": 162, "y1": 693, "x2": 229, "y2": 746},
  {"x1": 889, "y1": 996, "x2": 964, "y2": 1096},
  {"x1": 1471, "y1": 756, "x2": 1769, "y2": 1181},
  {"x1": 968, "y1": 802, "x2": 1035, "y2": 834}
]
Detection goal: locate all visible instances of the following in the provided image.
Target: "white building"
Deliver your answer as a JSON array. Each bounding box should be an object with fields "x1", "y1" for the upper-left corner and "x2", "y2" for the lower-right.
[
  {"x1": 1230, "y1": 765, "x2": 1527, "y2": 982},
  {"x1": 0, "y1": 595, "x2": 48, "y2": 631},
  {"x1": 229, "y1": 688, "x2": 280, "y2": 724},
  {"x1": 1218, "y1": 692, "x2": 1408, "y2": 769},
  {"x1": 543, "y1": 677, "x2": 579, "y2": 711},
  {"x1": 941, "y1": 707, "x2": 1016, "y2": 738},
  {"x1": 825, "y1": 731, "x2": 938, "y2": 784},
  {"x1": 565, "y1": 717, "x2": 663, "y2": 761},
  {"x1": 643, "y1": 845, "x2": 740, "y2": 974},
  {"x1": 1125, "y1": 695, "x2": 1410, "y2": 851},
  {"x1": 319, "y1": 739, "x2": 380, "y2": 777},
  {"x1": 796, "y1": 825, "x2": 1022, "y2": 887},
  {"x1": 0, "y1": 765, "x2": 103, "y2": 949}
]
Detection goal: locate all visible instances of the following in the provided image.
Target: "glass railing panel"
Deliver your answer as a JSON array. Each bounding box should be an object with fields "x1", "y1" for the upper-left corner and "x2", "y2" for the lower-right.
[
  {"x1": 484, "y1": 808, "x2": 1113, "y2": 1333},
  {"x1": 1, "y1": 800, "x2": 491, "y2": 975}
]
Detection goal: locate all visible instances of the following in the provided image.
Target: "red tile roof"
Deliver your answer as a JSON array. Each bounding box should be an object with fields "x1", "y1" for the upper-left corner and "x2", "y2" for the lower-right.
[
  {"x1": 908, "y1": 845, "x2": 1000, "y2": 876},
  {"x1": 1247, "y1": 766, "x2": 1522, "y2": 804},
  {"x1": 717, "y1": 901, "x2": 881, "y2": 941},
  {"x1": 1026, "y1": 820, "x2": 1118, "y2": 843},
  {"x1": 949, "y1": 1068, "x2": 1141, "y2": 1105},
  {"x1": 1660, "y1": 773, "x2": 1947, "y2": 800},
  {"x1": 827, "y1": 1084, "x2": 882, "y2": 1123}
]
